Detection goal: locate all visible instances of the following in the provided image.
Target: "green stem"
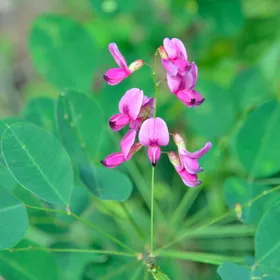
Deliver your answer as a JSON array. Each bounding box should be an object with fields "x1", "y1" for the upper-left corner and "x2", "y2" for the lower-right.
[
  {"x1": 8, "y1": 247, "x2": 135, "y2": 257},
  {"x1": 158, "y1": 251, "x2": 244, "y2": 266},
  {"x1": 156, "y1": 184, "x2": 280, "y2": 253},
  {"x1": 150, "y1": 167, "x2": 155, "y2": 254},
  {"x1": 119, "y1": 203, "x2": 147, "y2": 241},
  {"x1": 100, "y1": 261, "x2": 138, "y2": 280},
  {"x1": 25, "y1": 205, "x2": 136, "y2": 254},
  {"x1": 170, "y1": 188, "x2": 201, "y2": 226},
  {"x1": 178, "y1": 225, "x2": 255, "y2": 239}
]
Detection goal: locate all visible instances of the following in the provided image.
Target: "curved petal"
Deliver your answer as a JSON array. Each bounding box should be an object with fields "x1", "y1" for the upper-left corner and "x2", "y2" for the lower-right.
[
  {"x1": 181, "y1": 62, "x2": 198, "y2": 90},
  {"x1": 139, "y1": 117, "x2": 169, "y2": 146},
  {"x1": 178, "y1": 168, "x2": 201, "y2": 187},
  {"x1": 163, "y1": 38, "x2": 178, "y2": 59},
  {"x1": 161, "y1": 60, "x2": 178, "y2": 76},
  {"x1": 100, "y1": 152, "x2": 125, "y2": 168},
  {"x1": 167, "y1": 74, "x2": 182, "y2": 94},
  {"x1": 181, "y1": 156, "x2": 203, "y2": 174},
  {"x1": 104, "y1": 68, "x2": 130, "y2": 86},
  {"x1": 148, "y1": 146, "x2": 161, "y2": 167},
  {"x1": 176, "y1": 89, "x2": 205, "y2": 108},
  {"x1": 182, "y1": 178, "x2": 202, "y2": 187},
  {"x1": 119, "y1": 88, "x2": 144, "y2": 120},
  {"x1": 108, "y1": 43, "x2": 127, "y2": 69},
  {"x1": 109, "y1": 113, "x2": 130, "y2": 131},
  {"x1": 171, "y1": 38, "x2": 188, "y2": 60},
  {"x1": 120, "y1": 129, "x2": 137, "y2": 159},
  {"x1": 181, "y1": 142, "x2": 212, "y2": 158}
]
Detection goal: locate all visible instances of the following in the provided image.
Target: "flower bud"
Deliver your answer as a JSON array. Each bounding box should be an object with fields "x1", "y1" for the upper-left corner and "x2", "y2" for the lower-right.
[
  {"x1": 167, "y1": 151, "x2": 181, "y2": 168},
  {"x1": 128, "y1": 59, "x2": 144, "y2": 72},
  {"x1": 173, "y1": 133, "x2": 186, "y2": 149},
  {"x1": 109, "y1": 113, "x2": 130, "y2": 131},
  {"x1": 158, "y1": 46, "x2": 168, "y2": 59}
]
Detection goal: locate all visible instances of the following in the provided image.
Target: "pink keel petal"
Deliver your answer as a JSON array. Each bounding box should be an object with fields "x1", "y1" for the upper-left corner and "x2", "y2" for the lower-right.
[
  {"x1": 101, "y1": 152, "x2": 126, "y2": 168},
  {"x1": 119, "y1": 88, "x2": 144, "y2": 120},
  {"x1": 109, "y1": 113, "x2": 130, "y2": 131},
  {"x1": 163, "y1": 38, "x2": 178, "y2": 60},
  {"x1": 161, "y1": 60, "x2": 178, "y2": 76},
  {"x1": 138, "y1": 117, "x2": 169, "y2": 146},
  {"x1": 108, "y1": 43, "x2": 127, "y2": 69},
  {"x1": 181, "y1": 156, "x2": 203, "y2": 174},
  {"x1": 167, "y1": 74, "x2": 182, "y2": 94},
  {"x1": 176, "y1": 89, "x2": 205, "y2": 108},
  {"x1": 181, "y1": 142, "x2": 212, "y2": 158},
  {"x1": 171, "y1": 38, "x2": 188, "y2": 60},
  {"x1": 181, "y1": 62, "x2": 198, "y2": 90},
  {"x1": 104, "y1": 68, "x2": 130, "y2": 85},
  {"x1": 148, "y1": 146, "x2": 161, "y2": 167},
  {"x1": 120, "y1": 129, "x2": 137, "y2": 159}
]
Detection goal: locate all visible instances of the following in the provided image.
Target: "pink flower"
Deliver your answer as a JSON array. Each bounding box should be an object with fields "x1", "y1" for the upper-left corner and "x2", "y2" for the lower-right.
[
  {"x1": 167, "y1": 151, "x2": 201, "y2": 187},
  {"x1": 101, "y1": 130, "x2": 141, "y2": 168},
  {"x1": 159, "y1": 39, "x2": 205, "y2": 108},
  {"x1": 138, "y1": 117, "x2": 169, "y2": 167},
  {"x1": 159, "y1": 38, "x2": 189, "y2": 76},
  {"x1": 109, "y1": 88, "x2": 144, "y2": 131},
  {"x1": 173, "y1": 133, "x2": 212, "y2": 174},
  {"x1": 104, "y1": 43, "x2": 144, "y2": 85}
]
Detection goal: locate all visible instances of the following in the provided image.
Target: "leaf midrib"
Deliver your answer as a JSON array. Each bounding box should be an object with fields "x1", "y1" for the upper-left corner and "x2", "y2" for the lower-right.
[
  {"x1": 0, "y1": 203, "x2": 23, "y2": 214},
  {"x1": 3, "y1": 125, "x2": 67, "y2": 205}
]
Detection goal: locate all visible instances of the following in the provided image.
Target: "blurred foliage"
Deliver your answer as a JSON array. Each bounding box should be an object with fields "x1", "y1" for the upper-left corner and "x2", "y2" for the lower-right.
[{"x1": 1, "y1": 0, "x2": 280, "y2": 279}]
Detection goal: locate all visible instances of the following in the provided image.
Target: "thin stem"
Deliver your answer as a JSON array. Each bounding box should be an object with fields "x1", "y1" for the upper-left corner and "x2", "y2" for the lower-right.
[
  {"x1": 8, "y1": 247, "x2": 135, "y2": 257},
  {"x1": 156, "y1": 184, "x2": 280, "y2": 253},
  {"x1": 170, "y1": 188, "x2": 201, "y2": 226},
  {"x1": 158, "y1": 250, "x2": 244, "y2": 266},
  {"x1": 152, "y1": 51, "x2": 159, "y2": 117},
  {"x1": 150, "y1": 167, "x2": 155, "y2": 254},
  {"x1": 25, "y1": 205, "x2": 136, "y2": 254},
  {"x1": 120, "y1": 203, "x2": 147, "y2": 241}
]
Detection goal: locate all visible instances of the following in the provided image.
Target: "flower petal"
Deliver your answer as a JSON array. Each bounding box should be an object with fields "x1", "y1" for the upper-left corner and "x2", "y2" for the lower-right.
[
  {"x1": 104, "y1": 68, "x2": 130, "y2": 85},
  {"x1": 163, "y1": 38, "x2": 178, "y2": 60},
  {"x1": 161, "y1": 60, "x2": 178, "y2": 76},
  {"x1": 171, "y1": 38, "x2": 188, "y2": 60},
  {"x1": 138, "y1": 117, "x2": 169, "y2": 146},
  {"x1": 148, "y1": 146, "x2": 161, "y2": 167},
  {"x1": 100, "y1": 152, "x2": 126, "y2": 168},
  {"x1": 120, "y1": 129, "x2": 137, "y2": 159},
  {"x1": 108, "y1": 43, "x2": 127, "y2": 69},
  {"x1": 176, "y1": 89, "x2": 205, "y2": 108},
  {"x1": 167, "y1": 74, "x2": 182, "y2": 94},
  {"x1": 181, "y1": 156, "x2": 203, "y2": 174},
  {"x1": 119, "y1": 88, "x2": 144, "y2": 120},
  {"x1": 109, "y1": 113, "x2": 130, "y2": 131},
  {"x1": 181, "y1": 62, "x2": 198, "y2": 90},
  {"x1": 181, "y1": 142, "x2": 212, "y2": 158}
]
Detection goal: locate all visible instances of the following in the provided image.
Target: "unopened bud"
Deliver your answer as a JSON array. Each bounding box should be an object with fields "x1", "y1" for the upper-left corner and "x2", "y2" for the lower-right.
[
  {"x1": 234, "y1": 203, "x2": 242, "y2": 220},
  {"x1": 173, "y1": 133, "x2": 186, "y2": 149},
  {"x1": 167, "y1": 151, "x2": 181, "y2": 167},
  {"x1": 158, "y1": 46, "x2": 168, "y2": 59},
  {"x1": 128, "y1": 59, "x2": 144, "y2": 72}
]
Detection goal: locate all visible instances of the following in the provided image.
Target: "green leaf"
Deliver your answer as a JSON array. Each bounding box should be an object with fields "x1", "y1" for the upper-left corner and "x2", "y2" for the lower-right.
[
  {"x1": 0, "y1": 163, "x2": 17, "y2": 191},
  {"x1": 0, "y1": 240, "x2": 59, "y2": 280},
  {"x1": 255, "y1": 202, "x2": 280, "y2": 270},
  {"x1": 218, "y1": 262, "x2": 280, "y2": 280},
  {"x1": 197, "y1": 0, "x2": 244, "y2": 36},
  {"x1": 23, "y1": 97, "x2": 57, "y2": 134},
  {"x1": 56, "y1": 90, "x2": 104, "y2": 165},
  {"x1": 224, "y1": 177, "x2": 280, "y2": 225},
  {"x1": 186, "y1": 80, "x2": 235, "y2": 139},
  {"x1": 0, "y1": 186, "x2": 28, "y2": 250},
  {"x1": 28, "y1": 15, "x2": 97, "y2": 91},
  {"x1": 1, "y1": 123, "x2": 73, "y2": 205},
  {"x1": 236, "y1": 101, "x2": 280, "y2": 178},
  {"x1": 81, "y1": 164, "x2": 133, "y2": 201},
  {"x1": 230, "y1": 67, "x2": 270, "y2": 110}
]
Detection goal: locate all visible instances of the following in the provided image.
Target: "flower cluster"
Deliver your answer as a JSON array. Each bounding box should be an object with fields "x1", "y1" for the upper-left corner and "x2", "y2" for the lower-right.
[{"x1": 101, "y1": 38, "x2": 211, "y2": 187}]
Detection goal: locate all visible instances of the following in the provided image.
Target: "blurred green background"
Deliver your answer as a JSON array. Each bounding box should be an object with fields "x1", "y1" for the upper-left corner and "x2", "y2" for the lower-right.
[{"x1": 1, "y1": 0, "x2": 280, "y2": 279}]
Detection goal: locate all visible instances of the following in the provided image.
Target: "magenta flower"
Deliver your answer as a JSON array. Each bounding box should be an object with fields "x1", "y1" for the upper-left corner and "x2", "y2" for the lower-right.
[
  {"x1": 138, "y1": 117, "x2": 169, "y2": 167},
  {"x1": 159, "y1": 38, "x2": 189, "y2": 76},
  {"x1": 109, "y1": 88, "x2": 144, "y2": 131},
  {"x1": 101, "y1": 130, "x2": 141, "y2": 168},
  {"x1": 167, "y1": 152, "x2": 201, "y2": 187},
  {"x1": 173, "y1": 133, "x2": 212, "y2": 174},
  {"x1": 159, "y1": 38, "x2": 205, "y2": 108},
  {"x1": 104, "y1": 43, "x2": 144, "y2": 85}
]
